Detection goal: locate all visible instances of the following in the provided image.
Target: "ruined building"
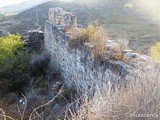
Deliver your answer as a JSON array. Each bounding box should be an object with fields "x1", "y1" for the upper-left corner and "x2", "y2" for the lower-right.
[
  {"x1": 28, "y1": 30, "x2": 44, "y2": 52},
  {"x1": 44, "y1": 8, "x2": 152, "y2": 88}
]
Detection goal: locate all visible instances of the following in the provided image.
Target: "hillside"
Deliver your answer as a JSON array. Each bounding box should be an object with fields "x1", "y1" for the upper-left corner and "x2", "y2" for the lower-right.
[
  {"x1": 0, "y1": 0, "x2": 50, "y2": 14},
  {"x1": 1, "y1": 0, "x2": 160, "y2": 54},
  {"x1": 0, "y1": 7, "x2": 159, "y2": 119}
]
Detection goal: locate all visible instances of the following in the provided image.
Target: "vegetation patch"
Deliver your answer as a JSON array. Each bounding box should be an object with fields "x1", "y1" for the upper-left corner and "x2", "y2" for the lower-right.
[
  {"x1": 68, "y1": 21, "x2": 107, "y2": 61},
  {"x1": 0, "y1": 34, "x2": 30, "y2": 94},
  {"x1": 63, "y1": 86, "x2": 76, "y2": 99},
  {"x1": 150, "y1": 42, "x2": 160, "y2": 61}
]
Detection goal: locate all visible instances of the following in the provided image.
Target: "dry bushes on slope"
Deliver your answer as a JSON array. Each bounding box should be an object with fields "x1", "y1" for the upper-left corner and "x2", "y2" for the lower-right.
[
  {"x1": 68, "y1": 21, "x2": 107, "y2": 60},
  {"x1": 67, "y1": 63, "x2": 160, "y2": 120}
]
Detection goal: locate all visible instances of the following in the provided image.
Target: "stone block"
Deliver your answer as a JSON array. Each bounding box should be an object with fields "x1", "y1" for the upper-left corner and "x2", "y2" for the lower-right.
[{"x1": 48, "y1": 7, "x2": 77, "y2": 28}]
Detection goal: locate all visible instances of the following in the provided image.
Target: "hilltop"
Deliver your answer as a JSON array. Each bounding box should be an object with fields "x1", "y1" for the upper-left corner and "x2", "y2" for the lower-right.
[
  {"x1": 0, "y1": 7, "x2": 159, "y2": 119},
  {"x1": 0, "y1": 0, "x2": 159, "y2": 54}
]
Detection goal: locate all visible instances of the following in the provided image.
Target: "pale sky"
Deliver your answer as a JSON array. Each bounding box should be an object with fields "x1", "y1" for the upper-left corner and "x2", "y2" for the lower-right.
[{"x1": 0, "y1": 0, "x2": 74, "y2": 7}]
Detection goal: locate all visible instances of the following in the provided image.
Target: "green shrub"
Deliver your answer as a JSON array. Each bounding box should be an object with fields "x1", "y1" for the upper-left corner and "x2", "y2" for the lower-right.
[
  {"x1": 39, "y1": 79, "x2": 48, "y2": 89},
  {"x1": 0, "y1": 34, "x2": 30, "y2": 93},
  {"x1": 0, "y1": 78, "x2": 13, "y2": 93},
  {"x1": 0, "y1": 34, "x2": 30, "y2": 75},
  {"x1": 63, "y1": 86, "x2": 76, "y2": 99}
]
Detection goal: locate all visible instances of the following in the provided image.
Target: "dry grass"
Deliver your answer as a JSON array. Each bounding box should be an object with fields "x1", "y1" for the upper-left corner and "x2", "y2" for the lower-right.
[
  {"x1": 66, "y1": 63, "x2": 160, "y2": 120},
  {"x1": 68, "y1": 21, "x2": 107, "y2": 60},
  {"x1": 1, "y1": 64, "x2": 160, "y2": 120},
  {"x1": 150, "y1": 42, "x2": 160, "y2": 61},
  {"x1": 87, "y1": 22, "x2": 106, "y2": 60},
  {"x1": 117, "y1": 39, "x2": 129, "y2": 53},
  {"x1": 0, "y1": 86, "x2": 64, "y2": 120}
]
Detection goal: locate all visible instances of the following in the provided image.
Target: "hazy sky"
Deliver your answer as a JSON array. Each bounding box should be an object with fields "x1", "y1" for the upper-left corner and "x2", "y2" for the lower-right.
[
  {"x1": 0, "y1": 0, "x2": 74, "y2": 7},
  {"x1": 0, "y1": 0, "x2": 25, "y2": 7}
]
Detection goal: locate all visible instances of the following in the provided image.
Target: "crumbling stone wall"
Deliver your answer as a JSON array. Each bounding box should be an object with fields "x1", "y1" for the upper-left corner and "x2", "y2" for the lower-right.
[
  {"x1": 44, "y1": 8, "x2": 152, "y2": 88},
  {"x1": 45, "y1": 8, "x2": 127, "y2": 88},
  {"x1": 48, "y1": 7, "x2": 77, "y2": 28},
  {"x1": 28, "y1": 30, "x2": 44, "y2": 52}
]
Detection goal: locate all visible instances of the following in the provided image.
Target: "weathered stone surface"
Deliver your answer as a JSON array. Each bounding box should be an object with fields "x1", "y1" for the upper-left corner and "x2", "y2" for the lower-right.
[
  {"x1": 44, "y1": 9, "x2": 128, "y2": 88},
  {"x1": 123, "y1": 52, "x2": 152, "y2": 68},
  {"x1": 103, "y1": 40, "x2": 122, "y2": 60},
  {"x1": 48, "y1": 7, "x2": 77, "y2": 28},
  {"x1": 27, "y1": 30, "x2": 44, "y2": 52},
  {"x1": 44, "y1": 8, "x2": 153, "y2": 89}
]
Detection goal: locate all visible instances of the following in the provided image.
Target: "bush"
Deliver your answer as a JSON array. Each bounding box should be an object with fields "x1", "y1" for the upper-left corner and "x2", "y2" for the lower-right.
[
  {"x1": 86, "y1": 22, "x2": 106, "y2": 60},
  {"x1": 0, "y1": 34, "x2": 30, "y2": 93},
  {"x1": 0, "y1": 78, "x2": 13, "y2": 93},
  {"x1": 0, "y1": 34, "x2": 30, "y2": 75},
  {"x1": 63, "y1": 86, "x2": 76, "y2": 99},
  {"x1": 150, "y1": 42, "x2": 160, "y2": 61},
  {"x1": 67, "y1": 64, "x2": 160, "y2": 120},
  {"x1": 117, "y1": 39, "x2": 129, "y2": 59},
  {"x1": 69, "y1": 21, "x2": 107, "y2": 60}
]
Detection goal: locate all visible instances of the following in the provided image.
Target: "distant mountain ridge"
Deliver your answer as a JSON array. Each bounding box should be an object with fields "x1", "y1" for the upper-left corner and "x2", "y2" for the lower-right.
[
  {"x1": 0, "y1": 0, "x2": 159, "y2": 54},
  {"x1": 0, "y1": 0, "x2": 50, "y2": 14}
]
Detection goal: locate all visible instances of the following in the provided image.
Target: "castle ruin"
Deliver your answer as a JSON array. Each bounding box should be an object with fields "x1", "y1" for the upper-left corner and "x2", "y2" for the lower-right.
[{"x1": 44, "y1": 8, "x2": 152, "y2": 88}]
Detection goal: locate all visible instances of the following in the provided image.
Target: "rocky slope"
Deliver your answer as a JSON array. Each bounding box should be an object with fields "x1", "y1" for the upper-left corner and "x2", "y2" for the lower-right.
[
  {"x1": 1, "y1": 0, "x2": 159, "y2": 54},
  {"x1": 45, "y1": 8, "x2": 153, "y2": 89}
]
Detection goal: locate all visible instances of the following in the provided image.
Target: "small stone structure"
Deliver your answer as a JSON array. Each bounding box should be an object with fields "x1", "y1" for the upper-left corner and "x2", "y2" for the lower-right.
[
  {"x1": 48, "y1": 7, "x2": 77, "y2": 29},
  {"x1": 28, "y1": 30, "x2": 44, "y2": 52},
  {"x1": 44, "y1": 8, "x2": 152, "y2": 88}
]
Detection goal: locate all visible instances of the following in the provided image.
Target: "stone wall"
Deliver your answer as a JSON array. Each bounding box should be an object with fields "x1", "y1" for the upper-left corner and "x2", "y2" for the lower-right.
[
  {"x1": 28, "y1": 30, "x2": 44, "y2": 52},
  {"x1": 48, "y1": 7, "x2": 77, "y2": 29},
  {"x1": 44, "y1": 8, "x2": 152, "y2": 88}
]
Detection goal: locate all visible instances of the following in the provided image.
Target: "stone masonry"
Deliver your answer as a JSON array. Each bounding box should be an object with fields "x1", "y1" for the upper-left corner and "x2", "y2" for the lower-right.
[
  {"x1": 28, "y1": 30, "x2": 44, "y2": 52},
  {"x1": 48, "y1": 7, "x2": 77, "y2": 29},
  {"x1": 44, "y1": 8, "x2": 152, "y2": 89}
]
